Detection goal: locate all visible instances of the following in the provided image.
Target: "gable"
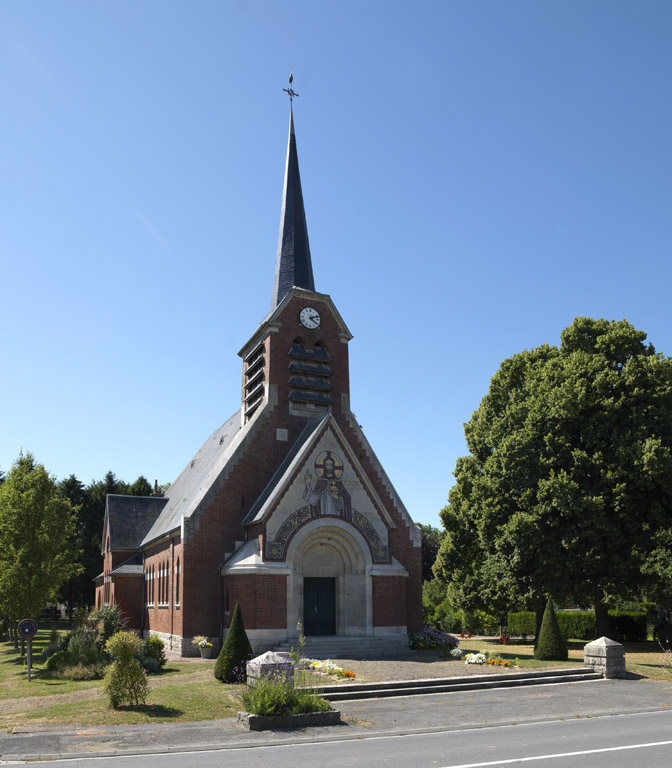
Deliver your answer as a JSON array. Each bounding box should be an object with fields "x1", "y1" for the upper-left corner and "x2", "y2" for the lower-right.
[
  {"x1": 105, "y1": 495, "x2": 168, "y2": 551},
  {"x1": 244, "y1": 415, "x2": 395, "y2": 564}
]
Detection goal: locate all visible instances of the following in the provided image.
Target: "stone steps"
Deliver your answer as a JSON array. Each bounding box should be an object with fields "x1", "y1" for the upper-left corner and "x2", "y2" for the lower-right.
[
  {"x1": 306, "y1": 667, "x2": 603, "y2": 702},
  {"x1": 273, "y1": 635, "x2": 407, "y2": 660}
]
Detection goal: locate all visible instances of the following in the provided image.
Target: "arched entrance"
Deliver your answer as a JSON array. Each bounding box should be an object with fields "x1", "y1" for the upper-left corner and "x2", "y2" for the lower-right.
[{"x1": 285, "y1": 520, "x2": 372, "y2": 637}]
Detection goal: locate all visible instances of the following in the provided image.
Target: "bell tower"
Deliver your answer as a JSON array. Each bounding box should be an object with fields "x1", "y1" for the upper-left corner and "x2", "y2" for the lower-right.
[{"x1": 239, "y1": 101, "x2": 352, "y2": 425}]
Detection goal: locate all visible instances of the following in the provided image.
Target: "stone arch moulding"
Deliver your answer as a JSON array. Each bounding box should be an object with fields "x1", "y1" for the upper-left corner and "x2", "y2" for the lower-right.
[{"x1": 284, "y1": 519, "x2": 373, "y2": 638}]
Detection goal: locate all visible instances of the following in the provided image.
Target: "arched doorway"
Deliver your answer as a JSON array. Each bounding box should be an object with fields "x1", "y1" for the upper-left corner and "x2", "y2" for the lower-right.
[{"x1": 285, "y1": 520, "x2": 372, "y2": 637}]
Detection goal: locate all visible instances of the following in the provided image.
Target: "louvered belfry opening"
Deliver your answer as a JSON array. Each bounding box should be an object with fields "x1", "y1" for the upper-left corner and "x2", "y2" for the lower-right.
[
  {"x1": 243, "y1": 341, "x2": 266, "y2": 421},
  {"x1": 288, "y1": 339, "x2": 332, "y2": 413}
]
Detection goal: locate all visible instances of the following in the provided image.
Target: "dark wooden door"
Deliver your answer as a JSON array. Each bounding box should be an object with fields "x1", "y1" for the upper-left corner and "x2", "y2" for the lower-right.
[{"x1": 303, "y1": 577, "x2": 336, "y2": 635}]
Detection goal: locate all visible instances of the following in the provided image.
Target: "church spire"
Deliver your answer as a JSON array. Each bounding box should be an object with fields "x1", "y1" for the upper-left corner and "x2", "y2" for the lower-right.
[{"x1": 271, "y1": 94, "x2": 315, "y2": 309}]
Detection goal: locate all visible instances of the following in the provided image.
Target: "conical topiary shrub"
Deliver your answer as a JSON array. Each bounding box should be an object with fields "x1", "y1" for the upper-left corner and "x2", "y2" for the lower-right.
[
  {"x1": 534, "y1": 597, "x2": 568, "y2": 661},
  {"x1": 214, "y1": 602, "x2": 253, "y2": 682}
]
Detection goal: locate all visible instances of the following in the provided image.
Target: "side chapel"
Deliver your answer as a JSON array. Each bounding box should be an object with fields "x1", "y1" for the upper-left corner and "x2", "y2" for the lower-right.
[{"x1": 95, "y1": 100, "x2": 422, "y2": 655}]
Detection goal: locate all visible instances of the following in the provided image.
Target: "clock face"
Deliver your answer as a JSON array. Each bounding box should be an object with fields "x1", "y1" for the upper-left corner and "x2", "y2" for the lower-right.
[{"x1": 300, "y1": 306, "x2": 321, "y2": 329}]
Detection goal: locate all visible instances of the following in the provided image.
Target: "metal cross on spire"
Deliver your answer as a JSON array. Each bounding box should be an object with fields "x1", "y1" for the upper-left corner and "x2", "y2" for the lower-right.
[{"x1": 283, "y1": 71, "x2": 299, "y2": 103}]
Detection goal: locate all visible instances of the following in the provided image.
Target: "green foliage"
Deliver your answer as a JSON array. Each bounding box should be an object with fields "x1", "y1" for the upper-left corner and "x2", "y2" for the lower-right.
[
  {"x1": 54, "y1": 662, "x2": 107, "y2": 680},
  {"x1": 556, "y1": 611, "x2": 597, "y2": 640},
  {"x1": 102, "y1": 631, "x2": 148, "y2": 708},
  {"x1": 422, "y1": 580, "x2": 499, "y2": 634},
  {"x1": 508, "y1": 609, "x2": 647, "y2": 641},
  {"x1": 0, "y1": 453, "x2": 82, "y2": 622},
  {"x1": 417, "y1": 523, "x2": 446, "y2": 582},
  {"x1": 86, "y1": 605, "x2": 127, "y2": 651},
  {"x1": 214, "y1": 603, "x2": 253, "y2": 683},
  {"x1": 67, "y1": 630, "x2": 106, "y2": 666},
  {"x1": 534, "y1": 599, "x2": 568, "y2": 661},
  {"x1": 434, "y1": 318, "x2": 672, "y2": 615},
  {"x1": 46, "y1": 649, "x2": 72, "y2": 672},
  {"x1": 240, "y1": 676, "x2": 331, "y2": 716},
  {"x1": 507, "y1": 612, "x2": 537, "y2": 637},
  {"x1": 139, "y1": 636, "x2": 166, "y2": 670}
]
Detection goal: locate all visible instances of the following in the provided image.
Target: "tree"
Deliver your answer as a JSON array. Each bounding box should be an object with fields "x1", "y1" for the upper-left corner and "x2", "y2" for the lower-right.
[
  {"x1": 416, "y1": 523, "x2": 446, "y2": 583},
  {"x1": 534, "y1": 598, "x2": 568, "y2": 661},
  {"x1": 214, "y1": 602, "x2": 253, "y2": 682},
  {"x1": 0, "y1": 453, "x2": 82, "y2": 633},
  {"x1": 434, "y1": 318, "x2": 672, "y2": 638}
]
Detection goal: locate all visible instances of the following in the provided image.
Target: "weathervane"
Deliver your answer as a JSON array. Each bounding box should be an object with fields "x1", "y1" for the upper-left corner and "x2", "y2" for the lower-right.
[{"x1": 283, "y1": 71, "x2": 299, "y2": 103}]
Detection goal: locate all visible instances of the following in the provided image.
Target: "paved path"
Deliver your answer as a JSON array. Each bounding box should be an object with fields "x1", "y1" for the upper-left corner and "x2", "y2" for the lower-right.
[{"x1": 2, "y1": 677, "x2": 672, "y2": 762}]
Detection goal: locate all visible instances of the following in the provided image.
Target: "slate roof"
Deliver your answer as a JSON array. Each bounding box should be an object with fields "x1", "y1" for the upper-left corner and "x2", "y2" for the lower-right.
[
  {"x1": 106, "y1": 495, "x2": 168, "y2": 550},
  {"x1": 141, "y1": 409, "x2": 243, "y2": 546},
  {"x1": 110, "y1": 552, "x2": 143, "y2": 576},
  {"x1": 271, "y1": 107, "x2": 315, "y2": 309}
]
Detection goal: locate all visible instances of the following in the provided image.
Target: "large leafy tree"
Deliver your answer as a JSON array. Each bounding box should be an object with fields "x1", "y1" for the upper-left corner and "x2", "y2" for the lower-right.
[
  {"x1": 0, "y1": 453, "x2": 82, "y2": 629},
  {"x1": 434, "y1": 318, "x2": 672, "y2": 637}
]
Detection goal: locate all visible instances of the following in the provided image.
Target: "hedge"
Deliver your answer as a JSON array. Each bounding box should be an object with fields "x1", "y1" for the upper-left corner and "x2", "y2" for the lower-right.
[{"x1": 507, "y1": 610, "x2": 647, "y2": 642}]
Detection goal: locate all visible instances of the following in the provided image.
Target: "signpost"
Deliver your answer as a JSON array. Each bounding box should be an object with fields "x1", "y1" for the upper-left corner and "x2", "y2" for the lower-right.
[{"x1": 17, "y1": 619, "x2": 38, "y2": 682}]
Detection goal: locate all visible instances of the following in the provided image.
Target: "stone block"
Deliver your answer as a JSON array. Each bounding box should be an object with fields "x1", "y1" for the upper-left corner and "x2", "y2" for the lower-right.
[
  {"x1": 246, "y1": 651, "x2": 295, "y2": 687},
  {"x1": 583, "y1": 636, "x2": 626, "y2": 679}
]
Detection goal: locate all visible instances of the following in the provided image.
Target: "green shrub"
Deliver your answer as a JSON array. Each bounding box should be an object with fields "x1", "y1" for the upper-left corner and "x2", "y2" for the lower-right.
[
  {"x1": 534, "y1": 598, "x2": 568, "y2": 661},
  {"x1": 139, "y1": 636, "x2": 166, "y2": 670},
  {"x1": 87, "y1": 606, "x2": 127, "y2": 651},
  {"x1": 46, "y1": 649, "x2": 72, "y2": 672},
  {"x1": 555, "y1": 611, "x2": 596, "y2": 640},
  {"x1": 241, "y1": 676, "x2": 331, "y2": 716},
  {"x1": 215, "y1": 603, "x2": 253, "y2": 683},
  {"x1": 140, "y1": 657, "x2": 161, "y2": 674},
  {"x1": 507, "y1": 612, "x2": 536, "y2": 637},
  {"x1": 102, "y1": 632, "x2": 148, "y2": 708},
  {"x1": 68, "y1": 631, "x2": 106, "y2": 666},
  {"x1": 54, "y1": 662, "x2": 106, "y2": 680}
]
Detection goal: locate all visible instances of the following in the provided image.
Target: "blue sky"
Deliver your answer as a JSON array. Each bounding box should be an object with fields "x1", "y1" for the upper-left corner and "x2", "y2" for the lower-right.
[{"x1": 1, "y1": 1, "x2": 670, "y2": 527}]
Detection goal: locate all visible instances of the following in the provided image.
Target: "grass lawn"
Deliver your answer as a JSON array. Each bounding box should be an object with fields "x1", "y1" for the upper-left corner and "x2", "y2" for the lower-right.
[
  {"x1": 458, "y1": 637, "x2": 672, "y2": 681},
  {"x1": 0, "y1": 630, "x2": 242, "y2": 727}
]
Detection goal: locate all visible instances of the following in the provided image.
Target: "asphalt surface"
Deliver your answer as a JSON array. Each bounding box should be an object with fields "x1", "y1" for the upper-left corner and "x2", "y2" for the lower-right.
[{"x1": 2, "y1": 676, "x2": 672, "y2": 762}]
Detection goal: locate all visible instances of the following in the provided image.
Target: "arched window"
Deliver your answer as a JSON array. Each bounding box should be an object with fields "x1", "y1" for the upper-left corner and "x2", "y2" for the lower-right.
[{"x1": 175, "y1": 558, "x2": 180, "y2": 606}]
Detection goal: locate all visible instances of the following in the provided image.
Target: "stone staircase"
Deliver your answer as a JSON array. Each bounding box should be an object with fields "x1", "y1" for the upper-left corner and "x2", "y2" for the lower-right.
[
  {"x1": 272, "y1": 635, "x2": 408, "y2": 660},
  {"x1": 307, "y1": 667, "x2": 603, "y2": 702}
]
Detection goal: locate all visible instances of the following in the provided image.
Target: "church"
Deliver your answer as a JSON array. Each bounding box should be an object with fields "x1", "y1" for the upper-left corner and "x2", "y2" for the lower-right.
[{"x1": 95, "y1": 99, "x2": 422, "y2": 656}]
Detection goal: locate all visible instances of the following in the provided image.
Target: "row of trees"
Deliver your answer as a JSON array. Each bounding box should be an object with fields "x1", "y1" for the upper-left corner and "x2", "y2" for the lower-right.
[
  {"x1": 0, "y1": 455, "x2": 162, "y2": 636},
  {"x1": 432, "y1": 317, "x2": 672, "y2": 638}
]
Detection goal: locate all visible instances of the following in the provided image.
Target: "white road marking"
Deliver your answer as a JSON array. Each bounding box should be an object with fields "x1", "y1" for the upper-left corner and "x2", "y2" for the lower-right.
[{"x1": 441, "y1": 739, "x2": 672, "y2": 767}]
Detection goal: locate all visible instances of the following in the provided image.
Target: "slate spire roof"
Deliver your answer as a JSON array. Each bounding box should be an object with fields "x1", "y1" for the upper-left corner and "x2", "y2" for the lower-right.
[{"x1": 271, "y1": 106, "x2": 315, "y2": 308}]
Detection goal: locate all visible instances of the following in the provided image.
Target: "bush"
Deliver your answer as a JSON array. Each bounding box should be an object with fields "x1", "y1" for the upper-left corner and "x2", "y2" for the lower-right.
[
  {"x1": 214, "y1": 603, "x2": 253, "y2": 683},
  {"x1": 86, "y1": 606, "x2": 127, "y2": 652},
  {"x1": 102, "y1": 632, "x2": 148, "y2": 708},
  {"x1": 68, "y1": 630, "x2": 106, "y2": 666},
  {"x1": 241, "y1": 676, "x2": 331, "y2": 716},
  {"x1": 140, "y1": 636, "x2": 166, "y2": 670},
  {"x1": 53, "y1": 662, "x2": 106, "y2": 680},
  {"x1": 46, "y1": 649, "x2": 72, "y2": 672},
  {"x1": 555, "y1": 611, "x2": 596, "y2": 640},
  {"x1": 534, "y1": 598, "x2": 568, "y2": 661},
  {"x1": 507, "y1": 612, "x2": 536, "y2": 637}
]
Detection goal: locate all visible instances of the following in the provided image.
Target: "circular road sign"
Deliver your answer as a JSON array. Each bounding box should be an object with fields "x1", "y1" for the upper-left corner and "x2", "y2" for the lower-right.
[{"x1": 17, "y1": 619, "x2": 38, "y2": 639}]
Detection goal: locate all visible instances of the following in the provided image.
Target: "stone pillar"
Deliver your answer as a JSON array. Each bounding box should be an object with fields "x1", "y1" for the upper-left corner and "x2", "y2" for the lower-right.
[
  {"x1": 246, "y1": 651, "x2": 295, "y2": 687},
  {"x1": 583, "y1": 636, "x2": 626, "y2": 678}
]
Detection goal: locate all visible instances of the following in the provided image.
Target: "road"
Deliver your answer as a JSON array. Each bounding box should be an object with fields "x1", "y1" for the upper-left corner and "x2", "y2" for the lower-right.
[{"x1": 12, "y1": 709, "x2": 672, "y2": 768}]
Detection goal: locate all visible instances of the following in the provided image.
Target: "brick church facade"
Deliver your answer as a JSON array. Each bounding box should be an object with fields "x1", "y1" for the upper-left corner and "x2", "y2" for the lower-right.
[{"x1": 95, "y1": 105, "x2": 422, "y2": 655}]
